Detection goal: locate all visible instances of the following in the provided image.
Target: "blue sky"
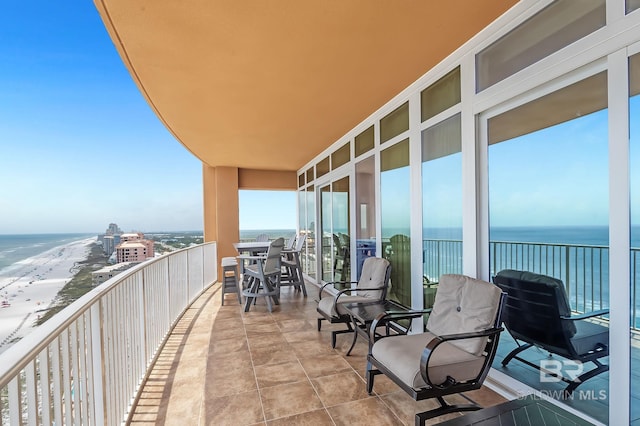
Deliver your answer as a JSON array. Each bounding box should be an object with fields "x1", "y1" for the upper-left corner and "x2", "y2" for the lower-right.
[{"x1": 0, "y1": 3, "x2": 295, "y2": 234}]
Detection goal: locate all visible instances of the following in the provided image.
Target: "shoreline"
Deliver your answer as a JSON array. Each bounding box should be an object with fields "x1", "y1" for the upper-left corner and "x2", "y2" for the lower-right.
[{"x1": 0, "y1": 237, "x2": 96, "y2": 353}]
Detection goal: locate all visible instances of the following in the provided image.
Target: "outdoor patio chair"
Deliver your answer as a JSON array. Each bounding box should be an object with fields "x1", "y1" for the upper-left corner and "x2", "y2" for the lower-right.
[
  {"x1": 366, "y1": 274, "x2": 506, "y2": 425},
  {"x1": 317, "y1": 257, "x2": 391, "y2": 348},
  {"x1": 280, "y1": 233, "x2": 307, "y2": 296},
  {"x1": 241, "y1": 237, "x2": 284, "y2": 312},
  {"x1": 255, "y1": 233, "x2": 269, "y2": 242},
  {"x1": 493, "y1": 269, "x2": 609, "y2": 396}
]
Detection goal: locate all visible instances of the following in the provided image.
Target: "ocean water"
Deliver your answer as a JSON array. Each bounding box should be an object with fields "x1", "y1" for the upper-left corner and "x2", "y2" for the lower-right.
[
  {"x1": 0, "y1": 234, "x2": 95, "y2": 274},
  {"x1": 239, "y1": 229, "x2": 296, "y2": 241}
]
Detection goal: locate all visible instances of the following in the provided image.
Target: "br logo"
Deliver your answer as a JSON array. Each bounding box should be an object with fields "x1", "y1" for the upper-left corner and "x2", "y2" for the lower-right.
[{"x1": 539, "y1": 360, "x2": 583, "y2": 383}]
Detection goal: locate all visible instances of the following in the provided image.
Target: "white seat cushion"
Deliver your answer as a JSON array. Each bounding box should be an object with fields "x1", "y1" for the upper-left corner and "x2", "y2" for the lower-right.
[
  {"x1": 426, "y1": 274, "x2": 502, "y2": 355},
  {"x1": 371, "y1": 332, "x2": 484, "y2": 389}
]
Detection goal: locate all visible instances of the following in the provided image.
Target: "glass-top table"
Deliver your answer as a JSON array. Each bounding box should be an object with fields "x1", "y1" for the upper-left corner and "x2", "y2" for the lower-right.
[{"x1": 341, "y1": 299, "x2": 426, "y2": 356}]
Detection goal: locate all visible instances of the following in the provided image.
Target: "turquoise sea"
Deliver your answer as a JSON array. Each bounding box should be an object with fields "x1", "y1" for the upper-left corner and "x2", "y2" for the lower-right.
[{"x1": 0, "y1": 234, "x2": 95, "y2": 273}]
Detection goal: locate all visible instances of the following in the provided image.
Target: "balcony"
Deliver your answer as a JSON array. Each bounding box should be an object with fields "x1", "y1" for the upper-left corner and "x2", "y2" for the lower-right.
[
  {"x1": 0, "y1": 242, "x2": 512, "y2": 425},
  {"x1": 5, "y1": 239, "x2": 628, "y2": 424}
]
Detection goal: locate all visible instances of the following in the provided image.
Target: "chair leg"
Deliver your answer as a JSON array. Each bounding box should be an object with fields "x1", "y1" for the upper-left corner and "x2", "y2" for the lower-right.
[
  {"x1": 565, "y1": 360, "x2": 609, "y2": 396},
  {"x1": 366, "y1": 363, "x2": 381, "y2": 395},
  {"x1": 502, "y1": 343, "x2": 533, "y2": 366},
  {"x1": 415, "y1": 396, "x2": 481, "y2": 426},
  {"x1": 317, "y1": 317, "x2": 324, "y2": 331}
]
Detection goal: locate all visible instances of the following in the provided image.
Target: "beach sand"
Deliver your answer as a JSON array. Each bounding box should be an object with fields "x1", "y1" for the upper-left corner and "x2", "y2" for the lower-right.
[{"x1": 0, "y1": 237, "x2": 96, "y2": 354}]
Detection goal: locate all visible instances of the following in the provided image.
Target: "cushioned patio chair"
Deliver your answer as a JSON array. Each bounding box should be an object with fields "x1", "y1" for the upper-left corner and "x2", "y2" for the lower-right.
[
  {"x1": 366, "y1": 274, "x2": 506, "y2": 425},
  {"x1": 317, "y1": 257, "x2": 391, "y2": 348},
  {"x1": 493, "y1": 269, "x2": 609, "y2": 396}
]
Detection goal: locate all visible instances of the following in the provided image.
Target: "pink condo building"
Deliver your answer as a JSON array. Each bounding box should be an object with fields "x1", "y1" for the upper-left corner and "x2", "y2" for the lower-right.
[{"x1": 116, "y1": 232, "x2": 154, "y2": 263}]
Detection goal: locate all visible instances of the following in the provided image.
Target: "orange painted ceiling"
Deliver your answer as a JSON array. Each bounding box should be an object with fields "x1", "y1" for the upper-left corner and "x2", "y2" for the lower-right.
[{"x1": 95, "y1": 0, "x2": 516, "y2": 172}]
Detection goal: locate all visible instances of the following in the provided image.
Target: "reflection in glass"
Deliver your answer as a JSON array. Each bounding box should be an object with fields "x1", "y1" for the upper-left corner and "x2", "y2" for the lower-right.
[
  {"x1": 306, "y1": 186, "x2": 316, "y2": 278},
  {"x1": 422, "y1": 114, "x2": 462, "y2": 308},
  {"x1": 421, "y1": 67, "x2": 461, "y2": 122},
  {"x1": 476, "y1": 0, "x2": 605, "y2": 92},
  {"x1": 381, "y1": 139, "x2": 411, "y2": 307},
  {"x1": 332, "y1": 177, "x2": 350, "y2": 282},
  {"x1": 488, "y1": 73, "x2": 609, "y2": 423},
  {"x1": 320, "y1": 185, "x2": 332, "y2": 282},
  {"x1": 356, "y1": 157, "x2": 376, "y2": 279},
  {"x1": 331, "y1": 142, "x2": 351, "y2": 170},
  {"x1": 355, "y1": 125, "x2": 375, "y2": 157},
  {"x1": 380, "y1": 102, "x2": 409, "y2": 143}
]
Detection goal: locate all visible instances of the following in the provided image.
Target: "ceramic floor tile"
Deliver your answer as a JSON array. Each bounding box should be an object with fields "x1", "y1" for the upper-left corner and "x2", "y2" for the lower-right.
[
  {"x1": 259, "y1": 380, "x2": 324, "y2": 420},
  {"x1": 250, "y1": 344, "x2": 298, "y2": 367},
  {"x1": 327, "y1": 397, "x2": 403, "y2": 426},
  {"x1": 266, "y1": 408, "x2": 334, "y2": 425},
  {"x1": 311, "y1": 370, "x2": 371, "y2": 407},
  {"x1": 254, "y1": 360, "x2": 308, "y2": 388},
  {"x1": 298, "y1": 353, "x2": 353, "y2": 378},
  {"x1": 203, "y1": 389, "x2": 265, "y2": 425},
  {"x1": 130, "y1": 281, "x2": 513, "y2": 425}
]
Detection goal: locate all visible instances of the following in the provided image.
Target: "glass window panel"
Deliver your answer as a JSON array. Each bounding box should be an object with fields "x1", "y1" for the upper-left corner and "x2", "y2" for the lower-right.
[
  {"x1": 380, "y1": 102, "x2": 409, "y2": 143},
  {"x1": 355, "y1": 125, "x2": 375, "y2": 157},
  {"x1": 422, "y1": 114, "x2": 462, "y2": 309},
  {"x1": 305, "y1": 185, "x2": 316, "y2": 278},
  {"x1": 331, "y1": 142, "x2": 351, "y2": 170},
  {"x1": 332, "y1": 177, "x2": 350, "y2": 282},
  {"x1": 476, "y1": 0, "x2": 605, "y2": 92},
  {"x1": 356, "y1": 157, "x2": 377, "y2": 279},
  {"x1": 316, "y1": 157, "x2": 330, "y2": 178},
  {"x1": 381, "y1": 139, "x2": 411, "y2": 307},
  {"x1": 298, "y1": 173, "x2": 305, "y2": 188},
  {"x1": 488, "y1": 72, "x2": 607, "y2": 145},
  {"x1": 381, "y1": 138, "x2": 410, "y2": 171},
  {"x1": 421, "y1": 67, "x2": 461, "y2": 122},
  {"x1": 306, "y1": 167, "x2": 314, "y2": 183},
  {"x1": 630, "y1": 52, "x2": 640, "y2": 424},
  {"x1": 488, "y1": 73, "x2": 608, "y2": 424},
  {"x1": 320, "y1": 185, "x2": 332, "y2": 282},
  {"x1": 628, "y1": 0, "x2": 640, "y2": 13}
]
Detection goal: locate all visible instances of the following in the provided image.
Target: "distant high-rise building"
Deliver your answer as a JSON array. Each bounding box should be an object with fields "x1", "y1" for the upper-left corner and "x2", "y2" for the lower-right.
[
  {"x1": 106, "y1": 223, "x2": 123, "y2": 236},
  {"x1": 103, "y1": 235, "x2": 115, "y2": 256},
  {"x1": 99, "y1": 223, "x2": 124, "y2": 255}
]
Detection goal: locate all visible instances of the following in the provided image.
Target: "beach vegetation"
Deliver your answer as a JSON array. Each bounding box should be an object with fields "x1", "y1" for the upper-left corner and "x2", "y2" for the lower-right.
[{"x1": 35, "y1": 243, "x2": 109, "y2": 325}]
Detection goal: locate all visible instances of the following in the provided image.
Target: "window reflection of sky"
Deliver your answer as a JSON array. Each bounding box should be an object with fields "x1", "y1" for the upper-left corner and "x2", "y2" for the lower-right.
[
  {"x1": 381, "y1": 166, "x2": 410, "y2": 239},
  {"x1": 489, "y1": 107, "x2": 609, "y2": 227}
]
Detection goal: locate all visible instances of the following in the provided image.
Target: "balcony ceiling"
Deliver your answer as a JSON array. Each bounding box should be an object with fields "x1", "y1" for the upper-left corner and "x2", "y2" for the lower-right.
[{"x1": 95, "y1": 0, "x2": 516, "y2": 172}]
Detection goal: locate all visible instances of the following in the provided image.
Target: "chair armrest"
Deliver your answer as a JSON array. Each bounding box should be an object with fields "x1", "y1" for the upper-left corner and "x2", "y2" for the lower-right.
[
  {"x1": 281, "y1": 249, "x2": 300, "y2": 254},
  {"x1": 561, "y1": 308, "x2": 609, "y2": 321},
  {"x1": 419, "y1": 327, "x2": 503, "y2": 389},
  {"x1": 237, "y1": 254, "x2": 266, "y2": 261},
  {"x1": 334, "y1": 285, "x2": 388, "y2": 304},
  {"x1": 368, "y1": 309, "x2": 432, "y2": 342},
  {"x1": 318, "y1": 281, "x2": 357, "y2": 299}
]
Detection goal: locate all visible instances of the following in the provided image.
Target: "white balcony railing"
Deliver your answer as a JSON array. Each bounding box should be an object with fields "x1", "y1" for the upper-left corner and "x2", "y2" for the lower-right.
[{"x1": 0, "y1": 242, "x2": 217, "y2": 425}]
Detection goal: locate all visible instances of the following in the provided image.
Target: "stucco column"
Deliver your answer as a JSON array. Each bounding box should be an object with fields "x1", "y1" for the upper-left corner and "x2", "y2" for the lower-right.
[{"x1": 202, "y1": 164, "x2": 240, "y2": 269}]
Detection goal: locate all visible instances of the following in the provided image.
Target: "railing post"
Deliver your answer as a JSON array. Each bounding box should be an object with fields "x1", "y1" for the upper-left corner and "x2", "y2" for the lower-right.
[
  {"x1": 90, "y1": 303, "x2": 105, "y2": 426},
  {"x1": 565, "y1": 245, "x2": 571, "y2": 300}
]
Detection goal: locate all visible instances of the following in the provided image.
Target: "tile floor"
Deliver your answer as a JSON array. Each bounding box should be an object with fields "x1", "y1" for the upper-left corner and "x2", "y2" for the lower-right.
[{"x1": 128, "y1": 283, "x2": 507, "y2": 425}]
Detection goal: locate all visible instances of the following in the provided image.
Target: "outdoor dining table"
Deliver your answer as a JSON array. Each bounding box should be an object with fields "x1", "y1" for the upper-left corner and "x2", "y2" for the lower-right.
[
  {"x1": 232, "y1": 241, "x2": 271, "y2": 256},
  {"x1": 233, "y1": 241, "x2": 271, "y2": 272}
]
